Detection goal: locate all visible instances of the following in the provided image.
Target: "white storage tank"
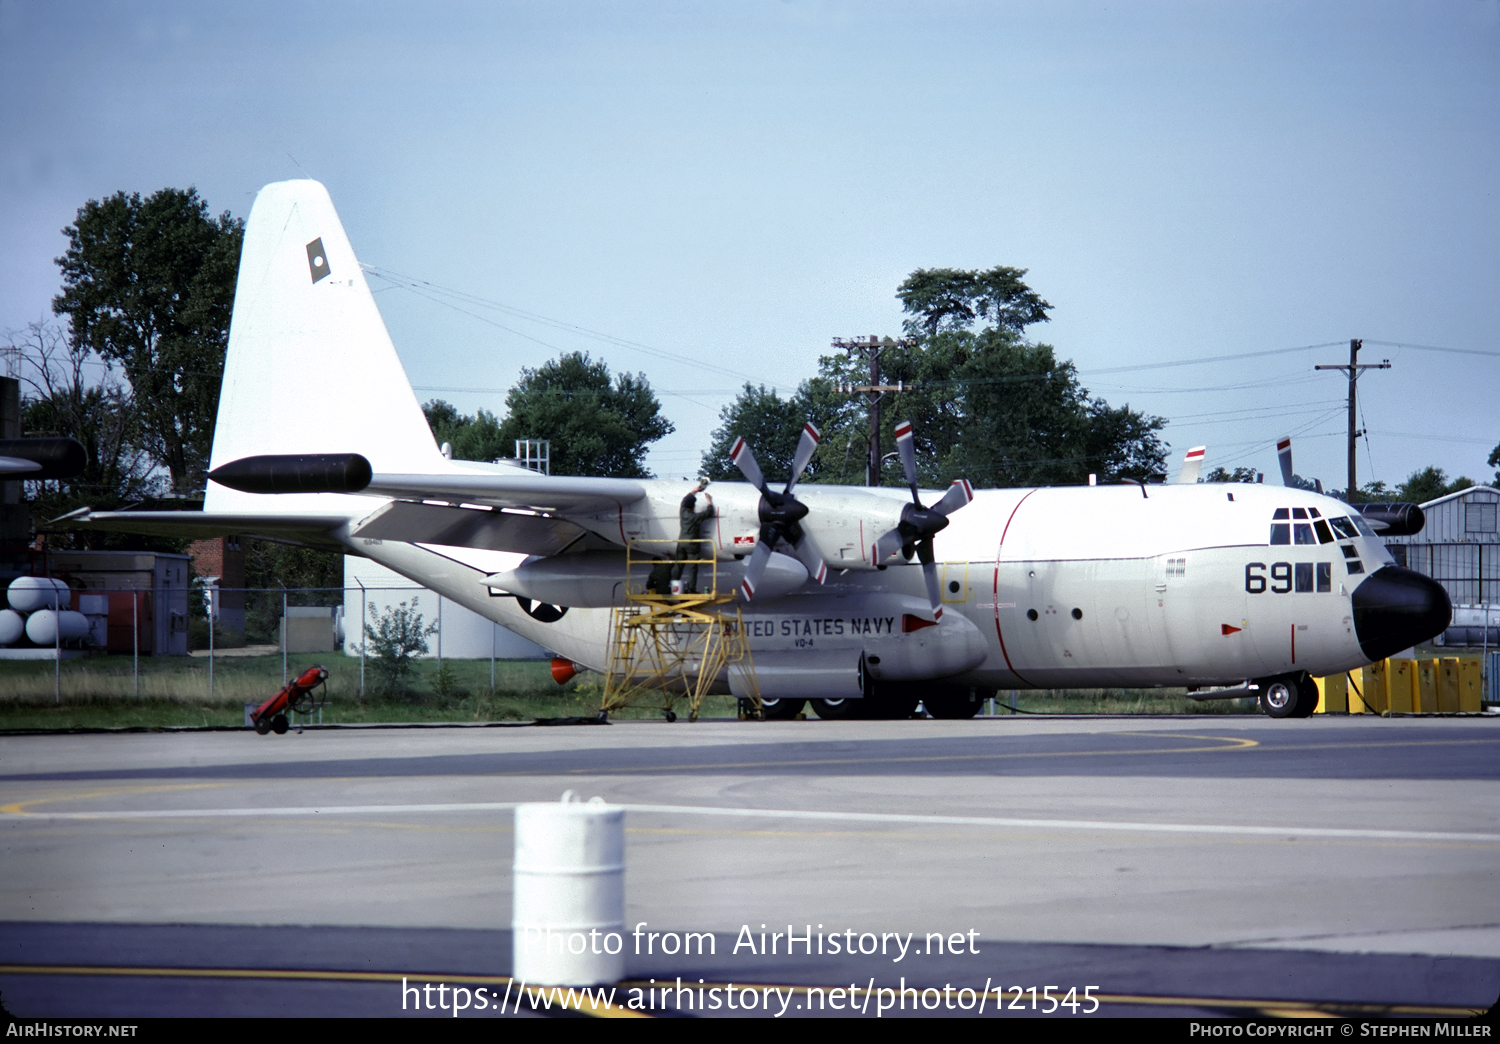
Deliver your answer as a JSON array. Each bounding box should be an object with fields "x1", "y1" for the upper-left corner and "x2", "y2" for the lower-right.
[
  {"x1": 26, "y1": 609, "x2": 90, "y2": 646},
  {"x1": 0, "y1": 608, "x2": 24, "y2": 646},
  {"x1": 8, "y1": 576, "x2": 69, "y2": 613}
]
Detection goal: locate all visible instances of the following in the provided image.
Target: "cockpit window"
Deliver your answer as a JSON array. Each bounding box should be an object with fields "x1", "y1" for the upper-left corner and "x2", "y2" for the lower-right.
[
  {"x1": 1351, "y1": 515, "x2": 1377, "y2": 537},
  {"x1": 1308, "y1": 508, "x2": 1321, "y2": 518},
  {"x1": 1294, "y1": 523, "x2": 1316, "y2": 544},
  {"x1": 1272, "y1": 508, "x2": 1289, "y2": 520},
  {"x1": 1291, "y1": 508, "x2": 1308, "y2": 519},
  {"x1": 1313, "y1": 519, "x2": 1333, "y2": 544},
  {"x1": 1270, "y1": 523, "x2": 1290, "y2": 545},
  {"x1": 1330, "y1": 517, "x2": 1360, "y2": 539}
]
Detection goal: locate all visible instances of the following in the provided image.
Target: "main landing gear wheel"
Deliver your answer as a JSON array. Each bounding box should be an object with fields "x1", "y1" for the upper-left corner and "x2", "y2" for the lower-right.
[
  {"x1": 923, "y1": 686, "x2": 982, "y2": 720},
  {"x1": 1291, "y1": 674, "x2": 1319, "y2": 718},
  {"x1": 758, "y1": 697, "x2": 806, "y2": 721},
  {"x1": 271, "y1": 713, "x2": 290, "y2": 734},
  {"x1": 1258, "y1": 674, "x2": 1316, "y2": 719},
  {"x1": 810, "y1": 697, "x2": 865, "y2": 721},
  {"x1": 253, "y1": 717, "x2": 272, "y2": 735}
]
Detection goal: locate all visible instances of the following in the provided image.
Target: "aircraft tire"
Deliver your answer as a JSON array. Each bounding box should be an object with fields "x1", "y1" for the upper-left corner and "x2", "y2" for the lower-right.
[
  {"x1": 867, "y1": 688, "x2": 921, "y2": 719},
  {"x1": 758, "y1": 697, "x2": 806, "y2": 720},
  {"x1": 810, "y1": 697, "x2": 866, "y2": 721},
  {"x1": 252, "y1": 717, "x2": 272, "y2": 735},
  {"x1": 1289, "y1": 674, "x2": 1320, "y2": 718},
  {"x1": 1257, "y1": 676, "x2": 1300, "y2": 718},
  {"x1": 923, "y1": 686, "x2": 982, "y2": 720},
  {"x1": 271, "y1": 713, "x2": 290, "y2": 735}
]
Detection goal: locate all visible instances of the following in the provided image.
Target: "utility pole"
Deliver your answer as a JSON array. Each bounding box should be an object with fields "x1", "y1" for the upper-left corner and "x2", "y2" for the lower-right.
[
  {"x1": 830, "y1": 335, "x2": 915, "y2": 485},
  {"x1": 1315, "y1": 339, "x2": 1389, "y2": 501}
]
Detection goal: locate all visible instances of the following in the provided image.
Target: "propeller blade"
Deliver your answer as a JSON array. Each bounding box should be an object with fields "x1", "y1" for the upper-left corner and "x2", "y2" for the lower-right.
[
  {"x1": 788, "y1": 530, "x2": 828, "y2": 585},
  {"x1": 921, "y1": 557, "x2": 945, "y2": 622},
  {"x1": 894, "y1": 420, "x2": 919, "y2": 497},
  {"x1": 872, "y1": 526, "x2": 904, "y2": 564},
  {"x1": 730, "y1": 436, "x2": 768, "y2": 493},
  {"x1": 1277, "y1": 436, "x2": 1293, "y2": 487},
  {"x1": 932, "y1": 478, "x2": 974, "y2": 517},
  {"x1": 738, "y1": 540, "x2": 776, "y2": 600},
  {"x1": 785, "y1": 421, "x2": 821, "y2": 494}
]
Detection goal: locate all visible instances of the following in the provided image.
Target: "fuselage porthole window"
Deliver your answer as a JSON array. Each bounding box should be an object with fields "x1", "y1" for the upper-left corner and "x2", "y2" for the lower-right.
[
  {"x1": 1341, "y1": 544, "x2": 1359, "y2": 559},
  {"x1": 1346, "y1": 560, "x2": 1365, "y2": 575}
]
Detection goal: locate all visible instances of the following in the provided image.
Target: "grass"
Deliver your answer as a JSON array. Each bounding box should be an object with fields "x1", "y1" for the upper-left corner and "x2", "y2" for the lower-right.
[
  {"x1": 0, "y1": 652, "x2": 743, "y2": 730},
  {"x1": 0, "y1": 649, "x2": 1255, "y2": 729}
]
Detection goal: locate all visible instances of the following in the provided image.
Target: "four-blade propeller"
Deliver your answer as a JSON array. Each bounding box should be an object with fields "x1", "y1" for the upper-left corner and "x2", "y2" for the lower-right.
[
  {"x1": 730, "y1": 422, "x2": 828, "y2": 600},
  {"x1": 870, "y1": 420, "x2": 974, "y2": 621}
]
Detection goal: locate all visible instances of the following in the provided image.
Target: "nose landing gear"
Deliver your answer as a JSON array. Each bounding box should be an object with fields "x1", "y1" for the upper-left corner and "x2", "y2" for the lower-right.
[{"x1": 1257, "y1": 673, "x2": 1318, "y2": 718}]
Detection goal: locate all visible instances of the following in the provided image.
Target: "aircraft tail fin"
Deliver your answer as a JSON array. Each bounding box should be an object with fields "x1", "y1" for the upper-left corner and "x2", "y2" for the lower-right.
[
  {"x1": 1175, "y1": 446, "x2": 1206, "y2": 484},
  {"x1": 1276, "y1": 436, "x2": 1294, "y2": 487},
  {"x1": 206, "y1": 180, "x2": 442, "y2": 513}
]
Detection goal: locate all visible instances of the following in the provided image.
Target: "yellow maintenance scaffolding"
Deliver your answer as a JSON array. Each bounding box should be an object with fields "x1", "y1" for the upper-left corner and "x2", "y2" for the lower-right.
[{"x1": 600, "y1": 539, "x2": 760, "y2": 722}]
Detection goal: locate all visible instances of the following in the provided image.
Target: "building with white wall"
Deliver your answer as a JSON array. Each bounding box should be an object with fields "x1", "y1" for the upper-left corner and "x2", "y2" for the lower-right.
[{"x1": 342, "y1": 556, "x2": 548, "y2": 660}]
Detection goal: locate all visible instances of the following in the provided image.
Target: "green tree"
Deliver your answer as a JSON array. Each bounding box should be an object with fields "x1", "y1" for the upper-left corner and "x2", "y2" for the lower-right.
[
  {"x1": 363, "y1": 601, "x2": 437, "y2": 699},
  {"x1": 495, "y1": 352, "x2": 672, "y2": 477},
  {"x1": 7, "y1": 321, "x2": 166, "y2": 548},
  {"x1": 700, "y1": 383, "x2": 819, "y2": 483},
  {"x1": 897, "y1": 266, "x2": 1053, "y2": 337},
  {"x1": 1204, "y1": 466, "x2": 1261, "y2": 484},
  {"x1": 1397, "y1": 466, "x2": 1473, "y2": 505},
  {"x1": 1489, "y1": 442, "x2": 1499, "y2": 486},
  {"x1": 52, "y1": 187, "x2": 243, "y2": 494},
  {"x1": 422, "y1": 399, "x2": 507, "y2": 462},
  {"x1": 800, "y1": 269, "x2": 1166, "y2": 488}
]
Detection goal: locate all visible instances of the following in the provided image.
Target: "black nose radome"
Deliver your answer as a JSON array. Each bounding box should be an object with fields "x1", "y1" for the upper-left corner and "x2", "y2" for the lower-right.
[{"x1": 1351, "y1": 567, "x2": 1451, "y2": 662}]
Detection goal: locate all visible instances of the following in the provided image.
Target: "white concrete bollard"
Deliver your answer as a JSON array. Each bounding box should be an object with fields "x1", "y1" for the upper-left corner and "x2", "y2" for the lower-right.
[{"x1": 512, "y1": 792, "x2": 625, "y2": 986}]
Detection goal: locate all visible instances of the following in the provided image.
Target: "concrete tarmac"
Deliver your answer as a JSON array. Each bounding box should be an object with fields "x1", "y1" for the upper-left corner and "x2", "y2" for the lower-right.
[{"x1": 2, "y1": 714, "x2": 1497, "y2": 1018}]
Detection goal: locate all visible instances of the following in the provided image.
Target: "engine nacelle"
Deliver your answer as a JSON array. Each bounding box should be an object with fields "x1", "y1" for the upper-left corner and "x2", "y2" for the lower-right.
[
  {"x1": 861, "y1": 607, "x2": 988, "y2": 681},
  {"x1": 1356, "y1": 502, "x2": 1424, "y2": 537},
  {"x1": 486, "y1": 549, "x2": 809, "y2": 607}
]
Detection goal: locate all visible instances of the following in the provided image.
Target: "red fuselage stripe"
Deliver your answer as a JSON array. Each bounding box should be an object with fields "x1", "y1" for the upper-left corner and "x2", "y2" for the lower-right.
[{"x1": 993, "y1": 489, "x2": 1038, "y2": 687}]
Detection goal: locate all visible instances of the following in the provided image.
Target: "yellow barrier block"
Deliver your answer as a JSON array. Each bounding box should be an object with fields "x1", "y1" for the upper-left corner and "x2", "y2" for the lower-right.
[
  {"x1": 1387, "y1": 658, "x2": 1415, "y2": 714},
  {"x1": 1314, "y1": 674, "x2": 1348, "y2": 714},
  {"x1": 1356, "y1": 661, "x2": 1388, "y2": 714},
  {"x1": 1457, "y1": 657, "x2": 1482, "y2": 713},
  {"x1": 1415, "y1": 659, "x2": 1438, "y2": 714},
  {"x1": 1438, "y1": 659, "x2": 1462, "y2": 713}
]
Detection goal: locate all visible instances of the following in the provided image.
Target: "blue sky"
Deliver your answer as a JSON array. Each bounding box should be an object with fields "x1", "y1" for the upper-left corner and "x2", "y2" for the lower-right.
[{"x1": 2, "y1": 0, "x2": 1497, "y2": 489}]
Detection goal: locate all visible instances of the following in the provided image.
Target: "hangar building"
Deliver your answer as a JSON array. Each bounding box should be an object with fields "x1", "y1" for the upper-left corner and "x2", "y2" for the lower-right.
[{"x1": 1381, "y1": 484, "x2": 1500, "y2": 647}]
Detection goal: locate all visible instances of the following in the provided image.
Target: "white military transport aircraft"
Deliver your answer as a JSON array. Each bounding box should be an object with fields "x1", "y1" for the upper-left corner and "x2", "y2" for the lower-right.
[{"x1": 61, "y1": 181, "x2": 1451, "y2": 721}]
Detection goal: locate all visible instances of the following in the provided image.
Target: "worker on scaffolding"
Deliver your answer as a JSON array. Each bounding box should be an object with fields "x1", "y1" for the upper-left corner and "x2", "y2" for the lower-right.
[{"x1": 671, "y1": 479, "x2": 714, "y2": 595}]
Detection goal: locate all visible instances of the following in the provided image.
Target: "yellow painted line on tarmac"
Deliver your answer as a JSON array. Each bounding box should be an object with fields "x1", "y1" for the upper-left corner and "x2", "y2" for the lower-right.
[
  {"x1": 543, "y1": 732, "x2": 1260, "y2": 775},
  {"x1": 614, "y1": 979, "x2": 1485, "y2": 1018},
  {"x1": 0, "y1": 964, "x2": 647, "y2": 1018},
  {"x1": 0, "y1": 781, "x2": 230, "y2": 815},
  {"x1": 0, "y1": 964, "x2": 1480, "y2": 1018}
]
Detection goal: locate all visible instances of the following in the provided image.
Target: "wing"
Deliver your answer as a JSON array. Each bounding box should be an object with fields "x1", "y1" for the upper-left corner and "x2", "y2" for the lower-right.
[{"x1": 363, "y1": 472, "x2": 647, "y2": 515}]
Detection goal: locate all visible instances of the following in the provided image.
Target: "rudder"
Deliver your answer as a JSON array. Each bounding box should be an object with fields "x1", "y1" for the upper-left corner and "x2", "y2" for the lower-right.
[{"x1": 206, "y1": 180, "x2": 441, "y2": 512}]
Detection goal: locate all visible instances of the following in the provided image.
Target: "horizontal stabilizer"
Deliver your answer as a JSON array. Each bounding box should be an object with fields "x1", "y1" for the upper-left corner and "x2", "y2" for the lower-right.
[{"x1": 50, "y1": 510, "x2": 349, "y2": 547}]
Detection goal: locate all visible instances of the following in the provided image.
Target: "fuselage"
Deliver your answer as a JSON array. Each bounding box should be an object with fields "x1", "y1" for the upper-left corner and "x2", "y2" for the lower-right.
[{"x1": 340, "y1": 479, "x2": 1439, "y2": 695}]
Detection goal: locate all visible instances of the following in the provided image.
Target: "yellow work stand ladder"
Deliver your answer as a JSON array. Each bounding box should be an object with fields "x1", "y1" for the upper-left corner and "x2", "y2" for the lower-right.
[{"x1": 600, "y1": 539, "x2": 761, "y2": 722}]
